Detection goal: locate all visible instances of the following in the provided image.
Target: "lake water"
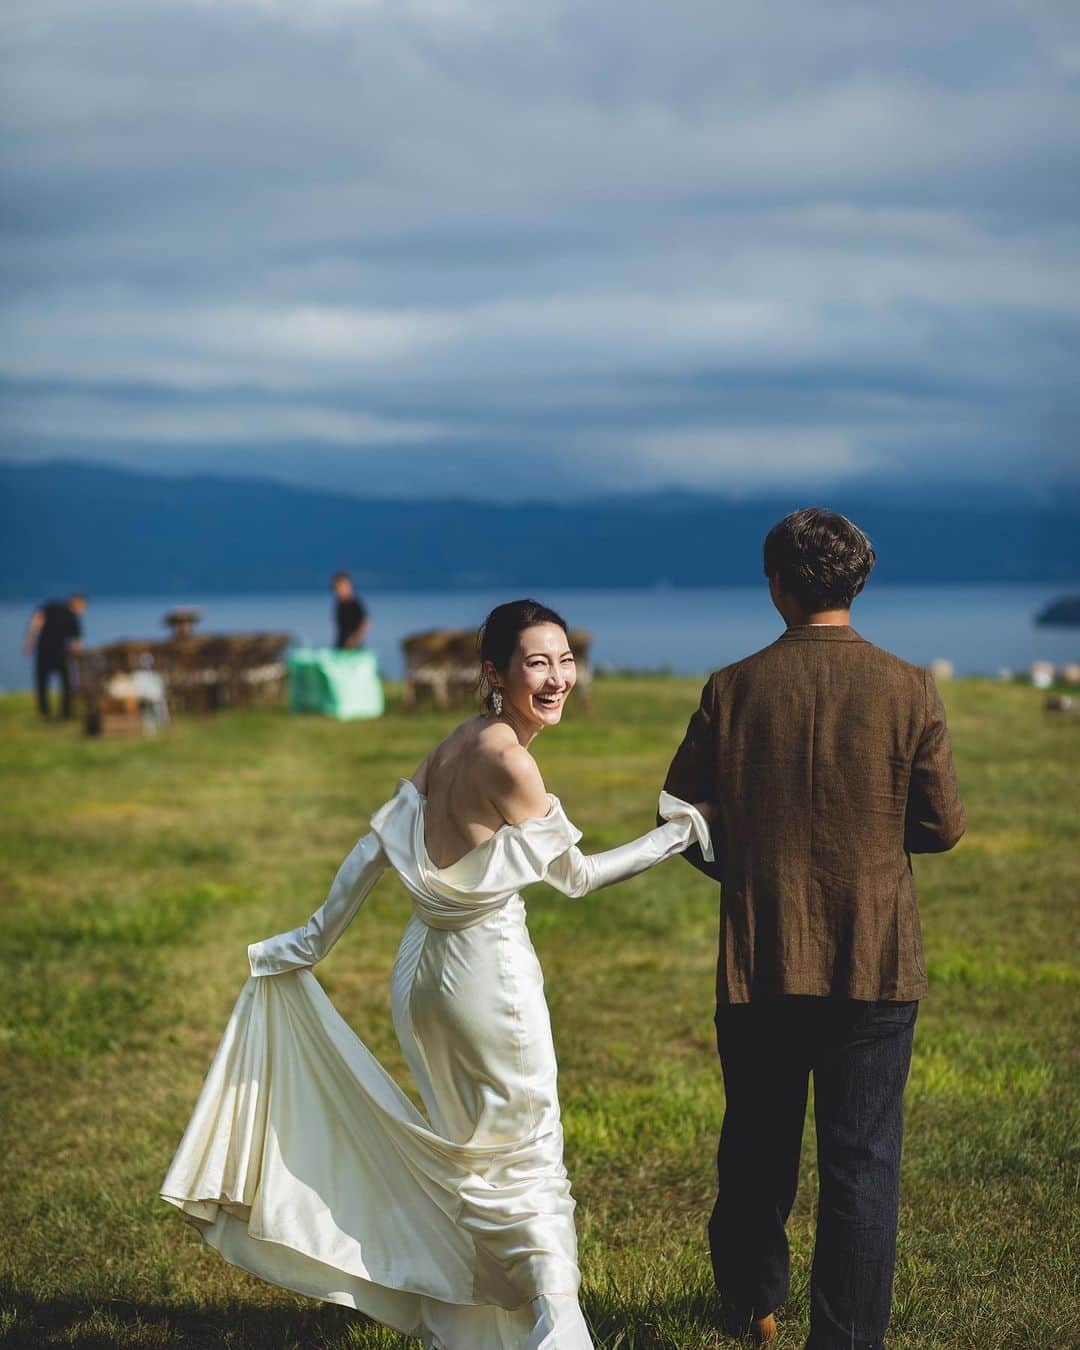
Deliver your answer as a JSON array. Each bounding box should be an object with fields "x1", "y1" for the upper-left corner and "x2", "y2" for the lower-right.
[{"x1": 1, "y1": 583, "x2": 1077, "y2": 692}]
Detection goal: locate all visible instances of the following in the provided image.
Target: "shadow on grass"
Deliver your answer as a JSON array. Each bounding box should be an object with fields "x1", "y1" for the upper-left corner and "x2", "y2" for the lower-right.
[
  {"x1": 584, "y1": 1288, "x2": 737, "y2": 1348},
  {"x1": 0, "y1": 1286, "x2": 748, "y2": 1350},
  {"x1": 0, "y1": 1288, "x2": 383, "y2": 1350}
]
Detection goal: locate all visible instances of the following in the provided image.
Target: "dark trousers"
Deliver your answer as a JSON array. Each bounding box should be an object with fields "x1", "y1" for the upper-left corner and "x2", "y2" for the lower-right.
[
  {"x1": 710, "y1": 996, "x2": 917, "y2": 1350},
  {"x1": 36, "y1": 654, "x2": 72, "y2": 719}
]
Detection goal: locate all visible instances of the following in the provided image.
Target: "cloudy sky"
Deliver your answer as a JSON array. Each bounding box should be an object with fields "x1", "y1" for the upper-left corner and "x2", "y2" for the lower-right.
[{"x1": 3, "y1": 0, "x2": 1079, "y2": 501}]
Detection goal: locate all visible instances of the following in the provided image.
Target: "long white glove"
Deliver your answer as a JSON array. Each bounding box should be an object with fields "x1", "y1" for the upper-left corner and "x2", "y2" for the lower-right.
[
  {"x1": 544, "y1": 792, "x2": 712, "y2": 899},
  {"x1": 247, "y1": 832, "x2": 388, "y2": 976}
]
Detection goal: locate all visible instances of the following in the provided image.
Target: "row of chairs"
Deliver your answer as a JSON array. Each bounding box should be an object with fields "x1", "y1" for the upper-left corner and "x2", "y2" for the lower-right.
[{"x1": 75, "y1": 633, "x2": 292, "y2": 728}]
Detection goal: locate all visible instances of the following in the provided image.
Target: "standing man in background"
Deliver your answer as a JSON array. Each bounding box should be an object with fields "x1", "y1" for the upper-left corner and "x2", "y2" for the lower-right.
[
  {"x1": 330, "y1": 572, "x2": 369, "y2": 650},
  {"x1": 22, "y1": 592, "x2": 88, "y2": 720}
]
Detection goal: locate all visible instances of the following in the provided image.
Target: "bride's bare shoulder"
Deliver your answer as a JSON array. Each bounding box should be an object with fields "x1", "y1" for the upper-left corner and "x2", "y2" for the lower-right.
[
  {"x1": 410, "y1": 754, "x2": 431, "y2": 793},
  {"x1": 409, "y1": 715, "x2": 488, "y2": 792},
  {"x1": 411, "y1": 718, "x2": 548, "y2": 824},
  {"x1": 476, "y1": 727, "x2": 549, "y2": 823}
]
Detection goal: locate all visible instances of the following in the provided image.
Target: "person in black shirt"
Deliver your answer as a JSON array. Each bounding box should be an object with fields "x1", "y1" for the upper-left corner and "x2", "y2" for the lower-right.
[
  {"x1": 330, "y1": 572, "x2": 369, "y2": 649},
  {"x1": 22, "y1": 592, "x2": 88, "y2": 719}
]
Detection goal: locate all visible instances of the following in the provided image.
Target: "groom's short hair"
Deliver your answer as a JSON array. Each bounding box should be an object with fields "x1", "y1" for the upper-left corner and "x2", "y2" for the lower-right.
[{"x1": 763, "y1": 508, "x2": 876, "y2": 611}]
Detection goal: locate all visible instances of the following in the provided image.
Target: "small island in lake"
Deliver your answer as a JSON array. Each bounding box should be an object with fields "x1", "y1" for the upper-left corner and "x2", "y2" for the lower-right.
[{"x1": 1035, "y1": 595, "x2": 1080, "y2": 626}]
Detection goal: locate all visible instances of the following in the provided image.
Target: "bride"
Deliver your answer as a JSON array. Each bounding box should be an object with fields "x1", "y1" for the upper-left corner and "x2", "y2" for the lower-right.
[{"x1": 161, "y1": 599, "x2": 712, "y2": 1349}]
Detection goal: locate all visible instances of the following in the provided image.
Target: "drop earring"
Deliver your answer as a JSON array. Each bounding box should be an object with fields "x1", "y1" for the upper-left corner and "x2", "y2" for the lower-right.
[{"x1": 492, "y1": 688, "x2": 504, "y2": 716}]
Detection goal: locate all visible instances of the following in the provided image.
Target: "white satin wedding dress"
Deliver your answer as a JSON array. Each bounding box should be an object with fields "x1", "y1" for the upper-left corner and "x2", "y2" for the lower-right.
[{"x1": 161, "y1": 780, "x2": 711, "y2": 1349}]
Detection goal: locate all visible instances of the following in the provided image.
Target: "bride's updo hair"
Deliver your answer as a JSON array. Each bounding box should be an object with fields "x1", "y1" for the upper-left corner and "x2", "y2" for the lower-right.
[{"x1": 477, "y1": 599, "x2": 571, "y2": 710}]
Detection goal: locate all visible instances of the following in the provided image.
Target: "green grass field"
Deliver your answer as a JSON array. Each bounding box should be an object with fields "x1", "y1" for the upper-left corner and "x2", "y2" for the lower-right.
[{"x1": 1, "y1": 678, "x2": 1077, "y2": 1349}]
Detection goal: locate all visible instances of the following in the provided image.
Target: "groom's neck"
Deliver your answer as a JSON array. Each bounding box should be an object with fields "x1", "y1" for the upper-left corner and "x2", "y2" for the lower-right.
[{"x1": 782, "y1": 605, "x2": 852, "y2": 628}]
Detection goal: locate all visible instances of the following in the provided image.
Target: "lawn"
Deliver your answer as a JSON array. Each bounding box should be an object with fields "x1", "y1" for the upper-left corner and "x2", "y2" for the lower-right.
[{"x1": 0, "y1": 678, "x2": 1077, "y2": 1348}]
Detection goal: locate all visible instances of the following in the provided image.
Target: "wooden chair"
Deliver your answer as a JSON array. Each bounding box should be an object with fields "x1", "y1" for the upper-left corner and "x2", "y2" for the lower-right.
[
  {"x1": 75, "y1": 640, "x2": 163, "y2": 735},
  {"x1": 445, "y1": 630, "x2": 482, "y2": 707},
  {"x1": 236, "y1": 632, "x2": 291, "y2": 706},
  {"x1": 568, "y1": 629, "x2": 592, "y2": 710},
  {"x1": 401, "y1": 630, "x2": 459, "y2": 709}
]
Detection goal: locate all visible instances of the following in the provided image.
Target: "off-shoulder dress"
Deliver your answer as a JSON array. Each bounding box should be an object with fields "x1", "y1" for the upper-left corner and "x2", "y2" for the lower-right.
[{"x1": 161, "y1": 781, "x2": 711, "y2": 1349}]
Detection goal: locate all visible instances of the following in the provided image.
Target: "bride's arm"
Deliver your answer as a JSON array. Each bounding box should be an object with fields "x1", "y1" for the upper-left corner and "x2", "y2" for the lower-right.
[
  {"x1": 487, "y1": 745, "x2": 713, "y2": 898},
  {"x1": 544, "y1": 795, "x2": 714, "y2": 899},
  {"x1": 247, "y1": 832, "x2": 389, "y2": 976}
]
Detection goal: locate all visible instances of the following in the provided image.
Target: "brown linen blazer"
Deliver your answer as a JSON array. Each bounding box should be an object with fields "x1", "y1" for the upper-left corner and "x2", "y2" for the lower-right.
[{"x1": 663, "y1": 625, "x2": 965, "y2": 1004}]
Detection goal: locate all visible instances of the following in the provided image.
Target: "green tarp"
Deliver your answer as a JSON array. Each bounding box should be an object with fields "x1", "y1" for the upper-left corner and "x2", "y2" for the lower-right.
[{"x1": 287, "y1": 648, "x2": 385, "y2": 720}]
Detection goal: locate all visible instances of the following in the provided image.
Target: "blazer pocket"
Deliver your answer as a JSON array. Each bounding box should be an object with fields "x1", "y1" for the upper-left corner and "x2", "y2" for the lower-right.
[{"x1": 904, "y1": 880, "x2": 926, "y2": 979}]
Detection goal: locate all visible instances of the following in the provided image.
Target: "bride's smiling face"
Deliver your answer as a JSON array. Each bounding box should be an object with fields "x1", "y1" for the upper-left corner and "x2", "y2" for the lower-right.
[{"x1": 492, "y1": 624, "x2": 576, "y2": 733}]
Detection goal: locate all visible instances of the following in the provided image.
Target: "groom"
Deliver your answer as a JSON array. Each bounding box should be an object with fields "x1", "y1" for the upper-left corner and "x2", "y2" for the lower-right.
[{"x1": 663, "y1": 508, "x2": 965, "y2": 1349}]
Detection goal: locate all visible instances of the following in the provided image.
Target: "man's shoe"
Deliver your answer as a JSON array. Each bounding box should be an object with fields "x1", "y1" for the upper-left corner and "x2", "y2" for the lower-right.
[
  {"x1": 719, "y1": 1306, "x2": 778, "y2": 1343},
  {"x1": 750, "y1": 1313, "x2": 777, "y2": 1343}
]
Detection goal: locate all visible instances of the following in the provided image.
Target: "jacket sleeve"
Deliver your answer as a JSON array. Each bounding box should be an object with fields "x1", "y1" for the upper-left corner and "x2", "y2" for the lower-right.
[
  {"x1": 661, "y1": 675, "x2": 724, "y2": 881},
  {"x1": 544, "y1": 794, "x2": 713, "y2": 898},
  {"x1": 905, "y1": 672, "x2": 966, "y2": 854},
  {"x1": 247, "y1": 831, "x2": 389, "y2": 976}
]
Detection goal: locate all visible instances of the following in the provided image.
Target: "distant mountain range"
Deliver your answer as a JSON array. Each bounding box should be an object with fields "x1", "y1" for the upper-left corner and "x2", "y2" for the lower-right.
[{"x1": 2, "y1": 459, "x2": 1077, "y2": 599}]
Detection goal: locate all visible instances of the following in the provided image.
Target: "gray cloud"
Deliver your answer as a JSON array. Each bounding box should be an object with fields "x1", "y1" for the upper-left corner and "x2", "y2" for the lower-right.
[{"x1": 2, "y1": 0, "x2": 1079, "y2": 501}]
